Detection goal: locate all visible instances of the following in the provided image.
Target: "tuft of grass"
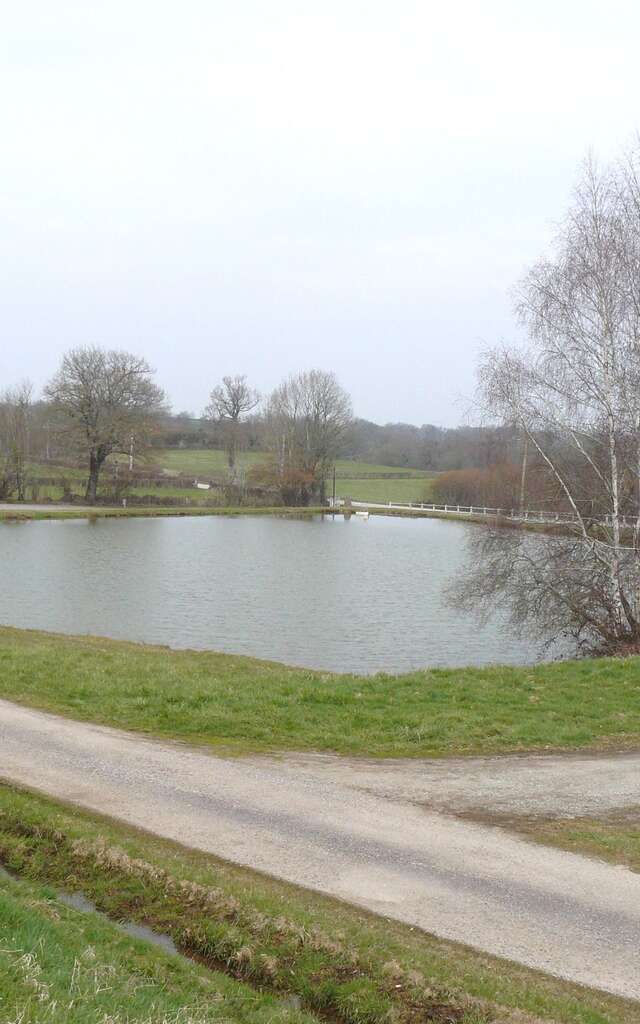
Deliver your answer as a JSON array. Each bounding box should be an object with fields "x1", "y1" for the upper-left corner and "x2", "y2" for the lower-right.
[
  {"x1": 0, "y1": 784, "x2": 636, "y2": 1024},
  {"x1": 1, "y1": 626, "x2": 640, "y2": 758}
]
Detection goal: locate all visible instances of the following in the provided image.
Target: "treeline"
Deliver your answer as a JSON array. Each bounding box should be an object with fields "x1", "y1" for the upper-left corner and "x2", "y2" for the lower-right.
[
  {"x1": 151, "y1": 413, "x2": 523, "y2": 472},
  {"x1": 2, "y1": 347, "x2": 557, "y2": 509},
  {"x1": 344, "y1": 420, "x2": 519, "y2": 471},
  {"x1": 0, "y1": 354, "x2": 353, "y2": 506}
]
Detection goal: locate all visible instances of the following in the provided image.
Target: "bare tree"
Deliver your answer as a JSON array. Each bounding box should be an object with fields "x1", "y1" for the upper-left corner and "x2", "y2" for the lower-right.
[
  {"x1": 0, "y1": 381, "x2": 33, "y2": 501},
  {"x1": 205, "y1": 375, "x2": 260, "y2": 475},
  {"x1": 453, "y1": 150, "x2": 640, "y2": 652},
  {"x1": 45, "y1": 347, "x2": 166, "y2": 504},
  {"x1": 264, "y1": 370, "x2": 352, "y2": 504}
]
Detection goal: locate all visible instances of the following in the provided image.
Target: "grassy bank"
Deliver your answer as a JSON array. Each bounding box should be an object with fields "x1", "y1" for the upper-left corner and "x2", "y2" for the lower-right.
[
  {"x1": 0, "y1": 871, "x2": 311, "y2": 1023},
  {"x1": 0, "y1": 784, "x2": 635, "y2": 1024},
  {"x1": 1, "y1": 627, "x2": 639, "y2": 757},
  {"x1": 0, "y1": 505, "x2": 326, "y2": 523},
  {"x1": 490, "y1": 809, "x2": 640, "y2": 875}
]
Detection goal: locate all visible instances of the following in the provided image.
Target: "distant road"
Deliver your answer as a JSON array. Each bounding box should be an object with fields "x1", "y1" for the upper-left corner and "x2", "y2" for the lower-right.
[
  {"x1": 0, "y1": 502, "x2": 91, "y2": 511},
  {"x1": 1, "y1": 698, "x2": 639, "y2": 1000}
]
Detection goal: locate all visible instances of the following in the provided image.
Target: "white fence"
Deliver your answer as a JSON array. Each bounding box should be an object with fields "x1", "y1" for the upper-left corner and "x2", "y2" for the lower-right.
[{"x1": 327, "y1": 498, "x2": 640, "y2": 528}]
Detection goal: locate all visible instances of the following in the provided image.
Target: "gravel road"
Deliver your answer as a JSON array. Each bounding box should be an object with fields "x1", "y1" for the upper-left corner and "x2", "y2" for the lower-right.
[
  {"x1": 268, "y1": 748, "x2": 640, "y2": 817},
  {"x1": 1, "y1": 698, "x2": 639, "y2": 999}
]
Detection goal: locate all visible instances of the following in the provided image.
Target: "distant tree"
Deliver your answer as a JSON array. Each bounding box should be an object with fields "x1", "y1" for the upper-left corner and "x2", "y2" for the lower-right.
[
  {"x1": 0, "y1": 381, "x2": 33, "y2": 501},
  {"x1": 45, "y1": 347, "x2": 166, "y2": 503},
  {"x1": 263, "y1": 370, "x2": 352, "y2": 504},
  {"x1": 205, "y1": 375, "x2": 260, "y2": 474}
]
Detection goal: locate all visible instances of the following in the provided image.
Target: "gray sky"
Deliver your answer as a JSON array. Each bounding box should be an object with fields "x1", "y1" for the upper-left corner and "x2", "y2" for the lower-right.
[{"x1": 1, "y1": 1, "x2": 639, "y2": 426}]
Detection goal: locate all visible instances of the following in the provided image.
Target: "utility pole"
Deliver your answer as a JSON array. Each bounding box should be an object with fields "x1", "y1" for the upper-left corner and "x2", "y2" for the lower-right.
[{"x1": 332, "y1": 464, "x2": 336, "y2": 507}]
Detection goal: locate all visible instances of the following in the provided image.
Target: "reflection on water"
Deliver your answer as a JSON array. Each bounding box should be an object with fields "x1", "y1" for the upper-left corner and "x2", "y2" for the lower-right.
[
  {"x1": 0, "y1": 514, "x2": 567, "y2": 673},
  {"x1": 57, "y1": 890, "x2": 180, "y2": 955}
]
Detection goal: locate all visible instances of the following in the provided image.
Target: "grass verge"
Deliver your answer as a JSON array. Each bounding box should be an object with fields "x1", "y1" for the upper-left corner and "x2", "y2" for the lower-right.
[
  {"x1": 0, "y1": 506, "x2": 326, "y2": 523},
  {"x1": 0, "y1": 784, "x2": 636, "y2": 1024},
  {"x1": 1, "y1": 626, "x2": 640, "y2": 758},
  {"x1": 487, "y1": 809, "x2": 640, "y2": 875},
  {"x1": 0, "y1": 870, "x2": 315, "y2": 1023}
]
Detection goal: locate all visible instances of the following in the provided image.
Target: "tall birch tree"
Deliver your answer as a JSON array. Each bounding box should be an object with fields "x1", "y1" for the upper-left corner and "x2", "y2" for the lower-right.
[{"x1": 455, "y1": 150, "x2": 640, "y2": 651}]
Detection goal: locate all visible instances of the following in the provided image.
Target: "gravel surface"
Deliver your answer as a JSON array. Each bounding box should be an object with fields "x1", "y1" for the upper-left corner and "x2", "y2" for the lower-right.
[
  {"x1": 1, "y1": 698, "x2": 639, "y2": 1000},
  {"x1": 266, "y1": 749, "x2": 640, "y2": 817}
]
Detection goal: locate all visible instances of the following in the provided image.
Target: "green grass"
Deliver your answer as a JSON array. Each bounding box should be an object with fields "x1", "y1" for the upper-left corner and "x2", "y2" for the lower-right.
[
  {"x1": 335, "y1": 477, "x2": 434, "y2": 503},
  {"x1": 1, "y1": 627, "x2": 640, "y2": 758},
  {"x1": 149, "y1": 450, "x2": 432, "y2": 481},
  {"x1": 24, "y1": 482, "x2": 226, "y2": 503},
  {"x1": 0, "y1": 506, "x2": 325, "y2": 523},
  {"x1": 0, "y1": 868, "x2": 315, "y2": 1023},
  {"x1": 26, "y1": 460, "x2": 87, "y2": 479},
  {"x1": 0, "y1": 784, "x2": 636, "y2": 1024},
  {"x1": 151, "y1": 450, "x2": 437, "y2": 503},
  {"x1": 144, "y1": 448, "x2": 264, "y2": 477},
  {"x1": 496, "y1": 810, "x2": 640, "y2": 875}
]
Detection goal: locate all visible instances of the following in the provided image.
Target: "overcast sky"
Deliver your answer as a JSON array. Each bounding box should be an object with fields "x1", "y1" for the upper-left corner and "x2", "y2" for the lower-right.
[{"x1": 1, "y1": 2, "x2": 640, "y2": 426}]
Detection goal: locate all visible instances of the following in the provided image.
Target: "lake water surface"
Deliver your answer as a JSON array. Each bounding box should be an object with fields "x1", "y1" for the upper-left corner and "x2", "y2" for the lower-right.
[{"x1": 0, "y1": 514, "x2": 563, "y2": 673}]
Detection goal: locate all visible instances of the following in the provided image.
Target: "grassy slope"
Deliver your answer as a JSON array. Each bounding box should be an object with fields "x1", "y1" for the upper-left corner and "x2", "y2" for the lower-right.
[
  {"x1": 0, "y1": 784, "x2": 635, "y2": 1024},
  {"x1": 145, "y1": 448, "x2": 263, "y2": 476},
  {"x1": 1, "y1": 627, "x2": 640, "y2": 758},
  {"x1": 0, "y1": 872, "x2": 315, "y2": 1024},
  {"x1": 150, "y1": 450, "x2": 433, "y2": 480},
  {"x1": 335, "y1": 476, "x2": 434, "y2": 503}
]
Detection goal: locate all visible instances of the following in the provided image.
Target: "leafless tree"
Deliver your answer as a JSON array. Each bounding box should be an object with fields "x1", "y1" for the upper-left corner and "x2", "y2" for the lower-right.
[
  {"x1": 264, "y1": 369, "x2": 352, "y2": 504},
  {"x1": 0, "y1": 381, "x2": 33, "y2": 501},
  {"x1": 205, "y1": 375, "x2": 260, "y2": 474},
  {"x1": 453, "y1": 149, "x2": 640, "y2": 652},
  {"x1": 45, "y1": 347, "x2": 166, "y2": 503}
]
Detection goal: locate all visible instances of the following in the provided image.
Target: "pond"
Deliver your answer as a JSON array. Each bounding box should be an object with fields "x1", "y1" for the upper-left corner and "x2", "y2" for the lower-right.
[{"x1": 0, "y1": 514, "x2": 564, "y2": 674}]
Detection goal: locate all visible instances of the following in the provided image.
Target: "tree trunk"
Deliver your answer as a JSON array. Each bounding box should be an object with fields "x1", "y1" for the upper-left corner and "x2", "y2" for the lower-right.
[
  {"x1": 85, "y1": 451, "x2": 101, "y2": 504},
  {"x1": 519, "y1": 434, "x2": 528, "y2": 512}
]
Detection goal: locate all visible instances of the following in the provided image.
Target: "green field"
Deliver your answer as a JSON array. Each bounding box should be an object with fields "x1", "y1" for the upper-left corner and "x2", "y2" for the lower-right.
[
  {"x1": 0, "y1": 784, "x2": 633, "y2": 1024},
  {"x1": 146, "y1": 450, "x2": 432, "y2": 481},
  {"x1": 144, "y1": 448, "x2": 263, "y2": 477},
  {"x1": 335, "y1": 476, "x2": 434, "y2": 503},
  {"x1": 24, "y1": 450, "x2": 436, "y2": 506},
  {"x1": 1, "y1": 627, "x2": 639, "y2": 759}
]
